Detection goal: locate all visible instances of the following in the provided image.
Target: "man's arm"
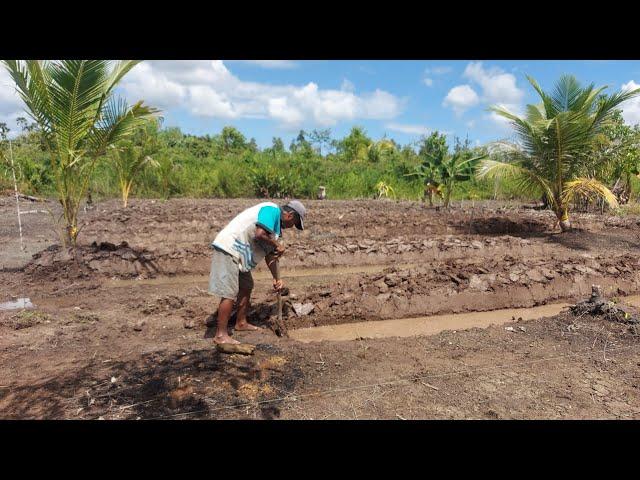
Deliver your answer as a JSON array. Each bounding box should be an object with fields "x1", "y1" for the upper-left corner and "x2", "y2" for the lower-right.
[
  {"x1": 265, "y1": 251, "x2": 284, "y2": 291},
  {"x1": 255, "y1": 226, "x2": 284, "y2": 257}
]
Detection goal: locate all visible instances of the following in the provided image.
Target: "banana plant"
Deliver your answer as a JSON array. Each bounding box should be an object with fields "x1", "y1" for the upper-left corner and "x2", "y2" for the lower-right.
[
  {"x1": 404, "y1": 163, "x2": 443, "y2": 206},
  {"x1": 439, "y1": 152, "x2": 487, "y2": 208}
]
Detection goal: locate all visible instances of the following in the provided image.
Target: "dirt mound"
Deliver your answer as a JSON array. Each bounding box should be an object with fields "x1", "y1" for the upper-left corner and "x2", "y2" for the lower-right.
[
  {"x1": 277, "y1": 254, "x2": 640, "y2": 330},
  {"x1": 454, "y1": 216, "x2": 550, "y2": 236},
  {"x1": 24, "y1": 241, "x2": 160, "y2": 281}
]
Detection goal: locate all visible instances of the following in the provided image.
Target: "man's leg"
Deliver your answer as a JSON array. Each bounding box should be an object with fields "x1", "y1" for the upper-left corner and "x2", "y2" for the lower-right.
[
  {"x1": 209, "y1": 249, "x2": 241, "y2": 344},
  {"x1": 234, "y1": 272, "x2": 261, "y2": 331},
  {"x1": 214, "y1": 297, "x2": 239, "y2": 344}
]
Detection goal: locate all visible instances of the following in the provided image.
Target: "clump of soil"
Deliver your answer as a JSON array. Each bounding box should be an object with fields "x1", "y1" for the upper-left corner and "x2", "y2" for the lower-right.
[{"x1": 571, "y1": 285, "x2": 639, "y2": 324}]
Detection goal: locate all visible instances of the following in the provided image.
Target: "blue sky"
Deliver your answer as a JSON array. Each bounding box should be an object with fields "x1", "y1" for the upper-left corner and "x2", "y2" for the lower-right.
[{"x1": 2, "y1": 60, "x2": 640, "y2": 149}]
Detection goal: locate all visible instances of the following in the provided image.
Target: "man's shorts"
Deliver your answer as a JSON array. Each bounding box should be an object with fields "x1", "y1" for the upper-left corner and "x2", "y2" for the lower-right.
[{"x1": 208, "y1": 247, "x2": 254, "y2": 300}]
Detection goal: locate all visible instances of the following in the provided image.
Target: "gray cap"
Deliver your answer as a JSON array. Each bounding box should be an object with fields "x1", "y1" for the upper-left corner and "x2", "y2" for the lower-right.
[{"x1": 286, "y1": 200, "x2": 306, "y2": 230}]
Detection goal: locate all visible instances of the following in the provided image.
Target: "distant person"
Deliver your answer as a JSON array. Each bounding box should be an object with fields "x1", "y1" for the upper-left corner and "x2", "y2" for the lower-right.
[{"x1": 208, "y1": 200, "x2": 306, "y2": 344}]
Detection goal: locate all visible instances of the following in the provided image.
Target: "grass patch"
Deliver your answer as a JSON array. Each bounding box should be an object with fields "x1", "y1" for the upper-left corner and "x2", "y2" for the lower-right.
[{"x1": 2, "y1": 310, "x2": 51, "y2": 330}]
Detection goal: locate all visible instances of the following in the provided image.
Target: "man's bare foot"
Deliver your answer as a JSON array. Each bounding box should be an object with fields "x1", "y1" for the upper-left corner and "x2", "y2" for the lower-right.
[
  {"x1": 234, "y1": 321, "x2": 262, "y2": 332},
  {"x1": 214, "y1": 334, "x2": 240, "y2": 345}
]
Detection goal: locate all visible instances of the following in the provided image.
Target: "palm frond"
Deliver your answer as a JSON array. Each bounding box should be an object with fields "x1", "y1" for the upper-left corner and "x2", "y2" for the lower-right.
[
  {"x1": 527, "y1": 75, "x2": 557, "y2": 118},
  {"x1": 3, "y1": 61, "x2": 56, "y2": 145},
  {"x1": 105, "y1": 61, "x2": 141, "y2": 94},
  {"x1": 89, "y1": 98, "x2": 159, "y2": 157},
  {"x1": 489, "y1": 106, "x2": 550, "y2": 158},
  {"x1": 590, "y1": 87, "x2": 640, "y2": 132},
  {"x1": 551, "y1": 75, "x2": 586, "y2": 112},
  {"x1": 477, "y1": 157, "x2": 554, "y2": 204},
  {"x1": 525, "y1": 103, "x2": 547, "y2": 123},
  {"x1": 562, "y1": 177, "x2": 619, "y2": 208},
  {"x1": 47, "y1": 60, "x2": 110, "y2": 154}
]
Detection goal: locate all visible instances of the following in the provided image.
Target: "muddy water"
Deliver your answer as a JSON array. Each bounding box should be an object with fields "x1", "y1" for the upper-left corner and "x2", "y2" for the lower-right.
[
  {"x1": 289, "y1": 295, "x2": 640, "y2": 343},
  {"x1": 0, "y1": 298, "x2": 35, "y2": 311}
]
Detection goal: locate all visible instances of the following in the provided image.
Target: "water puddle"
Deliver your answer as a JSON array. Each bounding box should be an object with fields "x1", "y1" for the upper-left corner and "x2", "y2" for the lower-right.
[
  {"x1": 289, "y1": 295, "x2": 640, "y2": 343},
  {"x1": 0, "y1": 298, "x2": 35, "y2": 311}
]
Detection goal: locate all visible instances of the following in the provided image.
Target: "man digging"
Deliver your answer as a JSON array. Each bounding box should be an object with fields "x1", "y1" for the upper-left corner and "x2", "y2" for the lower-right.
[{"x1": 208, "y1": 200, "x2": 306, "y2": 345}]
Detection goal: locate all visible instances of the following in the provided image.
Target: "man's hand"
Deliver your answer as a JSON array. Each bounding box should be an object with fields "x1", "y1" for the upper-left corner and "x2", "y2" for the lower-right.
[{"x1": 273, "y1": 278, "x2": 285, "y2": 291}]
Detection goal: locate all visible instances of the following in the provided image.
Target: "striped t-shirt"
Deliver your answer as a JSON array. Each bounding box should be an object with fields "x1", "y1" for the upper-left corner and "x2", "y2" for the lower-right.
[{"x1": 212, "y1": 202, "x2": 281, "y2": 272}]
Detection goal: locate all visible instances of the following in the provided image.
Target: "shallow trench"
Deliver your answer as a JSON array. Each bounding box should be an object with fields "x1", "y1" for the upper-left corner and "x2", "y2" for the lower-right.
[
  {"x1": 289, "y1": 295, "x2": 640, "y2": 343},
  {"x1": 96, "y1": 265, "x2": 640, "y2": 343}
]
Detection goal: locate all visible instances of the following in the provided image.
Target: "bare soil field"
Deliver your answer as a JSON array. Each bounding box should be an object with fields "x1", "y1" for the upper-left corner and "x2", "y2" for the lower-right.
[{"x1": 1, "y1": 196, "x2": 640, "y2": 419}]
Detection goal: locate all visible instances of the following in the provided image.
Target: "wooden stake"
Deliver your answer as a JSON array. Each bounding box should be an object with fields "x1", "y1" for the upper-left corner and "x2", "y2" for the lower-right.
[
  {"x1": 9, "y1": 140, "x2": 25, "y2": 252},
  {"x1": 268, "y1": 255, "x2": 288, "y2": 337}
]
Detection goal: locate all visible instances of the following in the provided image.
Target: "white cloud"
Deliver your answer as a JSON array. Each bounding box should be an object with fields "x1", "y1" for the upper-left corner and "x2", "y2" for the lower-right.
[
  {"x1": 443, "y1": 85, "x2": 480, "y2": 115},
  {"x1": 268, "y1": 97, "x2": 304, "y2": 126},
  {"x1": 463, "y1": 62, "x2": 524, "y2": 105},
  {"x1": 120, "y1": 62, "x2": 186, "y2": 109},
  {"x1": 119, "y1": 61, "x2": 403, "y2": 129},
  {"x1": 237, "y1": 60, "x2": 299, "y2": 69},
  {"x1": 359, "y1": 90, "x2": 402, "y2": 119},
  {"x1": 425, "y1": 66, "x2": 453, "y2": 75},
  {"x1": 423, "y1": 65, "x2": 452, "y2": 88},
  {"x1": 621, "y1": 80, "x2": 640, "y2": 125},
  {"x1": 462, "y1": 62, "x2": 524, "y2": 126},
  {"x1": 386, "y1": 122, "x2": 432, "y2": 136},
  {"x1": 188, "y1": 85, "x2": 237, "y2": 118},
  {"x1": 0, "y1": 61, "x2": 403, "y2": 133},
  {"x1": 0, "y1": 67, "x2": 26, "y2": 136},
  {"x1": 0, "y1": 68, "x2": 22, "y2": 114}
]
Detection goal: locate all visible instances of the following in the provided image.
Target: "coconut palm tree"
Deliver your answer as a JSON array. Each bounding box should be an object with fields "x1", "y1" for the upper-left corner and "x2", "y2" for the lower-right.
[
  {"x1": 110, "y1": 119, "x2": 160, "y2": 208},
  {"x1": 478, "y1": 75, "x2": 640, "y2": 231},
  {"x1": 3, "y1": 60, "x2": 159, "y2": 246}
]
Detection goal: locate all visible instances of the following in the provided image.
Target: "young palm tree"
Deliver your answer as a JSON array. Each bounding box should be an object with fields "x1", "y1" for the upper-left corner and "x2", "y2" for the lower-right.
[
  {"x1": 478, "y1": 75, "x2": 640, "y2": 231},
  {"x1": 3, "y1": 60, "x2": 159, "y2": 246},
  {"x1": 110, "y1": 120, "x2": 160, "y2": 208}
]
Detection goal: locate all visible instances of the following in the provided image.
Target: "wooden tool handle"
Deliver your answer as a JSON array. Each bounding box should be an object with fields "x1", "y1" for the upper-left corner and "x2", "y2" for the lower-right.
[{"x1": 273, "y1": 257, "x2": 281, "y2": 280}]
